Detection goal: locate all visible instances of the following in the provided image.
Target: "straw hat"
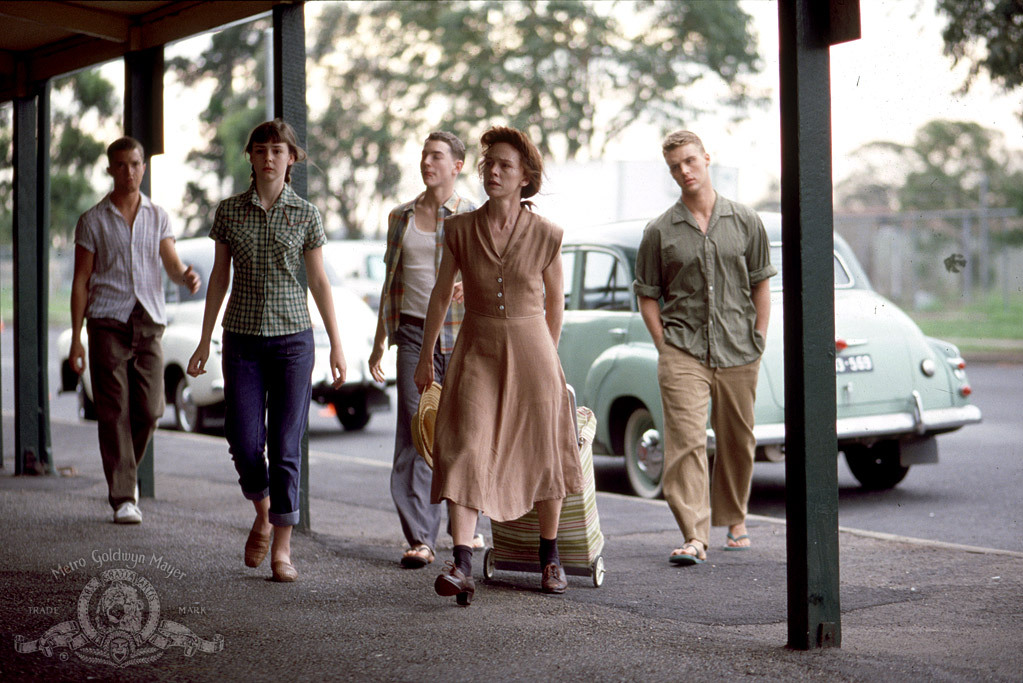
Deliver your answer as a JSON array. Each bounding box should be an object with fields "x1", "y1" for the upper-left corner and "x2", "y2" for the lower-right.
[{"x1": 412, "y1": 382, "x2": 442, "y2": 469}]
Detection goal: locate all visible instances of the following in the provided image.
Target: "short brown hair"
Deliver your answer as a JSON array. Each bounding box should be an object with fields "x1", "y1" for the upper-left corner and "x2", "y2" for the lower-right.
[
  {"x1": 661, "y1": 130, "x2": 706, "y2": 156},
  {"x1": 425, "y1": 131, "x2": 466, "y2": 163},
  {"x1": 106, "y1": 136, "x2": 145, "y2": 163},
  {"x1": 245, "y1": 119, "x2": 307, "y2": 183},
  {"x1": 477, "y1": 126, "x2": 544, "y2": 199}
]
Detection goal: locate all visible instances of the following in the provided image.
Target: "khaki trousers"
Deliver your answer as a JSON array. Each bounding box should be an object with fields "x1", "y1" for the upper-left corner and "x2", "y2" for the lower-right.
[
  {"x1": 657, "y1": 344, "x2": 760, "y2": 549},
  {"x1": 87, "y1": 304, "x2": 165, "y2": 510}
]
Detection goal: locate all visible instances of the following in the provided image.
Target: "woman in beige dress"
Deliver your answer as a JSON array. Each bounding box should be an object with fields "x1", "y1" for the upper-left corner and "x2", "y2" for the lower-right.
[
  {"x1": 414, "y1": 126, "x2": 583, "y2": 605},
  {"x1": 411, "y1": 126, "x2": 581, "y2": 601}
]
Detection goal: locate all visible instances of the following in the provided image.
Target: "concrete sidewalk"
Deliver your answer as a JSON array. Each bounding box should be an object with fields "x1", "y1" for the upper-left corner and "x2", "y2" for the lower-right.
[{"x1": 1, "y1": 417, "x2": 1021, "y2": 682}]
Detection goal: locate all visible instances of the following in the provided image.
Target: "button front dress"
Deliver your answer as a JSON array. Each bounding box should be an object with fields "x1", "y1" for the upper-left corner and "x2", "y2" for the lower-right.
[{"x1": 431, "y1": 205, "x2": 584, "y2": 522}]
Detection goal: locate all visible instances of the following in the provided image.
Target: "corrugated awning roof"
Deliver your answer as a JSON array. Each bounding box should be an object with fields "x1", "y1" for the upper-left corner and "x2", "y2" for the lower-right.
[{"x1": 0, "y1": 0, "x2": 292, "y2": 103}]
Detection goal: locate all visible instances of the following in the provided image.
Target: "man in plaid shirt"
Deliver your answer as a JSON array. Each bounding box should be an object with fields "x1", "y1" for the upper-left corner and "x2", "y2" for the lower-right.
[{"x1": 369, "y1": 132, "x2": 477, "y2": 569}]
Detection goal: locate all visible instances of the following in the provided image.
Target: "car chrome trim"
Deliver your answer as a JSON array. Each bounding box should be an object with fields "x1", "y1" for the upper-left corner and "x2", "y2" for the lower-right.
[{"x1": 714, "y1": 405, "x2": 983, "y2": 446}]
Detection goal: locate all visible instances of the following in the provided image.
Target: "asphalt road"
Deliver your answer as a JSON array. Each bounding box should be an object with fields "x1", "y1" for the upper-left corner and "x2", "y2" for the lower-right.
[{"x1": 6, "y1": 328, "x2": 1021, "y2": 552}]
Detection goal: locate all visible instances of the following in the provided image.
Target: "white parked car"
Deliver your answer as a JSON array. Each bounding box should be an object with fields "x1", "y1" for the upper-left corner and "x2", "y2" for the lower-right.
[
  {"x1": 58, "y1": 238, "x2": 396, "y2": 432},
  {"x1": 321, "y1": 240, "x2": 387, "y2": 311}
]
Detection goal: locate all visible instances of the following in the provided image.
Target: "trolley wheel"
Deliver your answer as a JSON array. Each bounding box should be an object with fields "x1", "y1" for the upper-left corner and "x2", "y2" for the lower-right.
[
  {"x1": 591, "y1": 555, "x2": 605, "y2": 588},
  {"x1": 482, "y1": 547, "x2": 495, "y2": 580}
]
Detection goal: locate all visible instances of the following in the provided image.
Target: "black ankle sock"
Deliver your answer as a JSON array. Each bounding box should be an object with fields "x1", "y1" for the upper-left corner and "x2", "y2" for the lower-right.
[
  {"x1": 539, "y1": 536, "x2": 560, "y2": 567},
  {"x1": 453, "y1": 545, "x2": 473, "y2": 575}
]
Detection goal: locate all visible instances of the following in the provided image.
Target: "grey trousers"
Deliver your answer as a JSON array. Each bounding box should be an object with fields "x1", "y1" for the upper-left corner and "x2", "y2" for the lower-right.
[{"x1": 390, "y1": 322, "x2": 449, "y2": 550}]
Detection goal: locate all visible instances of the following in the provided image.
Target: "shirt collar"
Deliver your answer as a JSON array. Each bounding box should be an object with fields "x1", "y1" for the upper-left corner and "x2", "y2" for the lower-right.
[
  {"x1": 101, "y1": 191, "x2": 152, "y2": 213},
  {"x1": 245, "y1": 181, "x2": 304, "y2": 209},
  {"x1": 671, "y1": 191, "x2": 733, "y2": 230},
  {"x1": 407, "y1": 190, "x2": 465, "y2": 218}
]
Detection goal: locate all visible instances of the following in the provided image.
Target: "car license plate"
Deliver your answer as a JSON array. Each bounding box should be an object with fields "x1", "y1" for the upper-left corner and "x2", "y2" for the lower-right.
[{"x1": 836, "y1": 354, "x2": 873, "y2": 373}]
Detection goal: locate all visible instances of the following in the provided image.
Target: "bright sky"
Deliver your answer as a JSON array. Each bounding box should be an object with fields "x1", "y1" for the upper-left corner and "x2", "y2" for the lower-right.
[
  {"x1": 702, "y1": 0, "x2": 1023, "y2": 203},
  {"x1": 133, "y1": 0, "x2": 1023, "y2": 229}
]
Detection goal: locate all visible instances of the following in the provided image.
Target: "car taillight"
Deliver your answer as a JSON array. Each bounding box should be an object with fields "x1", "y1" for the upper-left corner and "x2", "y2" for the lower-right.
[
  {"x1": 959, "y1": 385, "x2": 972, "y2": 397},
  {"x1": 835, "y1": 339, "x2": 848, "y2": 352}
]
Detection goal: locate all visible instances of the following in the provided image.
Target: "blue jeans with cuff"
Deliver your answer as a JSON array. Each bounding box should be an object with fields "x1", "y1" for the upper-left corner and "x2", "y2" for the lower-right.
[{"x1": 222, "y1": 329, "x2": 314, "y2": 527}]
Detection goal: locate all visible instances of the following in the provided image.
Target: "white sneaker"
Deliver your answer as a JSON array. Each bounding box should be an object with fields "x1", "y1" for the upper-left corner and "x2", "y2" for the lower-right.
[{"x1": 114, "y1": 502, "x2": 142, "y2": 524}]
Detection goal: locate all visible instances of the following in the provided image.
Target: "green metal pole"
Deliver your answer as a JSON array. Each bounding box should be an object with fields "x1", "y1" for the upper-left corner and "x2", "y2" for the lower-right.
[
  {"x1": 274, "y1": 2, "x2": 310, "y2": 533},
  {"x1": 778, "y1": 0, "x2": 844, "y2": 650}
]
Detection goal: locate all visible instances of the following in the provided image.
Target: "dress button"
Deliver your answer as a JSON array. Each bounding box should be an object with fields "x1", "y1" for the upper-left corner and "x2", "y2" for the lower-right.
[
  {"x1": 499, "y1": 305, "x2": 505, "y2": 311},
  {"x1": 497, "y1": 277, "x2": 503, "y2": 283},
  {"x1": 497, "y1": 292, "x2": 503, "y2": 297}
]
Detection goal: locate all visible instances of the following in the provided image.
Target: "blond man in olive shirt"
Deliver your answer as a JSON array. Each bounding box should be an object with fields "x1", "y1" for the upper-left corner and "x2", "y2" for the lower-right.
[{"x1": 633, "y1": 131, "x2": 776, "y2": 566}]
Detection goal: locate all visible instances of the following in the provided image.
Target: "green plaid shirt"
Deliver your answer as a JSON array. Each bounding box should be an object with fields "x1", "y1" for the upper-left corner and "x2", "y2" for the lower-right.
[
  {"x1": 210, "y1": 183, "x2": 327, "y2": 336},
  {"x1": 380, "y1": 191, "x2": 476, "y2": 354}
]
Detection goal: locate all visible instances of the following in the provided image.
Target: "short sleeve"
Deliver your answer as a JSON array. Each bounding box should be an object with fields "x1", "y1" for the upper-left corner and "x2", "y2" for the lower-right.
[
  {"x1": 157, "y1": 206, "x2": 173, "y2": 242},
  {"x1": 209, "y1": 202, "x2": 229, "y2": 243},
  {"x1": 542, "y1": 221, "x2": 564, "y2": 272},
  {"x1": 302, "y1": 205, "x2": 327, "y2": 251},
  {"x1": 745, "y1": 213, "x2": 777, "y2": 285},
  {"x1": 633, "y1": 225, "x2": 663, "y2": 300},
  {"x1": 75, "y1": 213, "x2": 95, "y2": 253},
  {"x1": 443, "y1": 215, "x2": 465, "y2": 271}
]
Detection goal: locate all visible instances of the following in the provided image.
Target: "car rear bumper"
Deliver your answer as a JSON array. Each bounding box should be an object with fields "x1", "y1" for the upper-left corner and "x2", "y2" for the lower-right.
[{"x1": 727, "y1": 404, "x2": 983, "y2": 447}]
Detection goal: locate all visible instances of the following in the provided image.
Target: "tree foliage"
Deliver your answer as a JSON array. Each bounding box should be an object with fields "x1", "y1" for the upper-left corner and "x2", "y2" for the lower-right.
[
  {"x1": 0, "y1": 70, "x2": 119, "y2": 245},
  {"x1": 835, "y1": 119, "x2": 1023, "y2": 216},
  {"x1": 170, "y1": 1, "x2": 763, "y2": 238},
  {"x1": 936, "y1": 0, "x2": 1023, "y2": 107},
  {"x1": 167, "y1": 20, "x2": 271, "y2": 235},
  {"x1": 308, "y1": 0, "x2": 763, "y2": 236}
]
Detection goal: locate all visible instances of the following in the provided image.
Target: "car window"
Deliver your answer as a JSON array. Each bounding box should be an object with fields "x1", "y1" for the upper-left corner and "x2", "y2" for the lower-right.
[
  {"x1": 768, "y1": 245, "x2": 854, "y2": 291},
  {"x1": 561, "y1": 250, "x2": 576, "y2": 308},
  {"x1": 581, "y1": 250, "x2": 632, "y2": 311}
]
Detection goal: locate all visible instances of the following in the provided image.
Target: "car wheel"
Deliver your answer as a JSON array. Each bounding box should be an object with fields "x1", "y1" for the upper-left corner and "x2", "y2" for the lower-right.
[
  {"x1": 77, "y1": 383, "x2": 97, "y2": 421},
  {"x1": 334, "y1": 401, "x2": 371, "y2": 431},
  {"x1": 173, "y1": 374, "x2": 205, "y2": 433},
  {"x1": 624, "y1": 407, "x2": 663, "y2": 499},
  {"x1": 844, "y1": 441, "x2": 910, "y2": 490}
]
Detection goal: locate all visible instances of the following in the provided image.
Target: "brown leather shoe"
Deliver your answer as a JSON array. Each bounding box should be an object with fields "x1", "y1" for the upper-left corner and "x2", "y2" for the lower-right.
[
  {"x1": 244, "y1": 529, "x2": 270, "y2": 568},
  {"x1": 434, "y1": 563, "x2": 475, "y2": 605},
  {"x1": 541, "y1": 563, "x2": 568, "y2": 594},
  {"x1": 271, "y1": 560, "x2": 298, "y2": 583}
]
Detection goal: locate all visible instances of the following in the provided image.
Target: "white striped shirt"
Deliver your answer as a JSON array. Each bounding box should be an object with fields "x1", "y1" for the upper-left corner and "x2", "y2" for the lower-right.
[{"x1": 75, "y1": 192, "x2": 173, "y2": 324}]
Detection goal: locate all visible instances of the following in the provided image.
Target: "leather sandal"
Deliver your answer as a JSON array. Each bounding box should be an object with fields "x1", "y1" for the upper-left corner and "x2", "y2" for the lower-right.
[
  {"x1": 244, "y1": 528, "x2": 271, "y2": 568},
  {"x1": 400, "y1": 544, "x2": 435, "y2": 569},
  {"x1": 271, "y1": 560, "x2": 298, "y2": 582}
]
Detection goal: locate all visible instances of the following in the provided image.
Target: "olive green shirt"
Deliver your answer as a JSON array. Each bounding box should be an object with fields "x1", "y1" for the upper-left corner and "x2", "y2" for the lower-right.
[
  {"x1": 633, "y1": 193, "x2": 777, "y2": 368},
  {"x1": 210, "y1": 182, "x2": 327, "y2": 336}
]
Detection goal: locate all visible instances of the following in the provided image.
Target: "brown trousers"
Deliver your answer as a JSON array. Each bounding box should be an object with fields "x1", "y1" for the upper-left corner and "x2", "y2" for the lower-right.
[
  {"x1": 87, "y1": 303, "x2": 165, "y2": 509},
  {"x1": 657, "y1": 344, "x2": 760, "y2": 549}
]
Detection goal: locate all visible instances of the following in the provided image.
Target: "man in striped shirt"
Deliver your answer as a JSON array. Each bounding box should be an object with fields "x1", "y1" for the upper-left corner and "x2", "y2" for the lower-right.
[
  {"x1": 368, "y1": 132, "x2": 477, "y2": 568},
  {"x1": 69, "y1": 137, "x2": 200, "y2": 525}
]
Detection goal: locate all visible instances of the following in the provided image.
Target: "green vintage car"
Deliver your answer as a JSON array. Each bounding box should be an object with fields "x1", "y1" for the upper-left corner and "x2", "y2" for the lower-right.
[{"x1": 558, "y1": 213, "x2": 982, "y2": 498}]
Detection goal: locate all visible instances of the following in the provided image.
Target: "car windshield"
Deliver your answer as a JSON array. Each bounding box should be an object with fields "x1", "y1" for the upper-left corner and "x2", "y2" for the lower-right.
[{"x1": 768, "y1": 245, "x2": 852, "y2": 291}]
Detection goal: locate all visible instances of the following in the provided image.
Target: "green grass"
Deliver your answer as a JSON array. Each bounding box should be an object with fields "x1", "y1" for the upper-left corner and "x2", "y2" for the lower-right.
[
  {"x1": 911, "y1": 292, "x2": 1023, "y2": 341},
  {"x1": 0, "y1": 287, "x2": 72, "y2": 329}
]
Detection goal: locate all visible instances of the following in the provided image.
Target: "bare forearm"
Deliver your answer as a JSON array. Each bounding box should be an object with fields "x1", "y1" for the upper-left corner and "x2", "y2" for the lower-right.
[
  {"x1": 544, "y1": 292, "x2": 564, "y2": 347},
  {"x1": 752, "y1": 279, "x2": 771, "y2": 335},
  {"x1": 638, "y1": 296, "x2": 664, "y2": 345}
]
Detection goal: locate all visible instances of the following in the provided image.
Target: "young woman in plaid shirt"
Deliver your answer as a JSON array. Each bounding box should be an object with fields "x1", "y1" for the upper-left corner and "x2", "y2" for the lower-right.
[{"x1": 188, "y1": 119, "x2": 346, "y2": 583}]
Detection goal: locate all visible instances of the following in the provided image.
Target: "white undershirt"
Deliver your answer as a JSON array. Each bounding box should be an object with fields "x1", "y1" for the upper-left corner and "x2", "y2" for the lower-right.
[{"x1": 399, "y1": 216, "x2": 437, "y2": 318}]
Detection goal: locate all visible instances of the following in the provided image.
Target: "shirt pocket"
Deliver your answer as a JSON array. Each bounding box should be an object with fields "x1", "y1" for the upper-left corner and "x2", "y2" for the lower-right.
[
  {"x1": 663, "y1": 243, "x2": 704, "y2": 296},
  {"x1": 272, "y1": 221, "x2": 308, "y2": 273},
  {"x1": 231, "y1": 234, "x2": 258, "y2": 269}
]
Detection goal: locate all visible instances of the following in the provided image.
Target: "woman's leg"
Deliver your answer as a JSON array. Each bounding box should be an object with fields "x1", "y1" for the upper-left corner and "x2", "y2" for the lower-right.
[
  {"x1": 223, "y1": 332, "x2": 271, "y2": 512},
  {"x1": 264, "y1": 330, "x2": 315, "y2": 534},
  {"x1": 535, "y1": 498, "x2": 563, "y2": 541},
  {"x1": 448, "y1": 502, "x2": 479, "y2": 548},
  {"x1": 536, "y1": 498, "x2": 568, "y2": 593}
]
